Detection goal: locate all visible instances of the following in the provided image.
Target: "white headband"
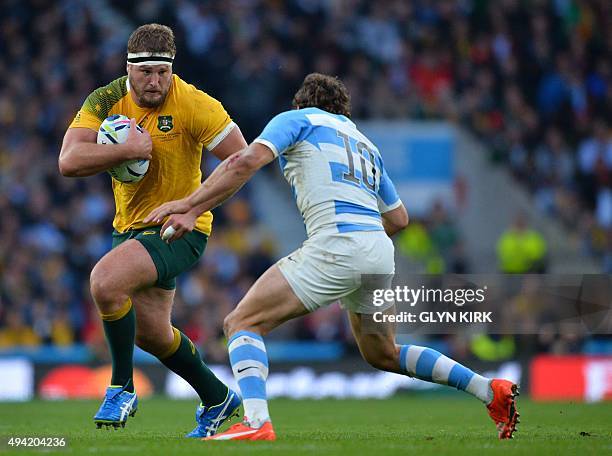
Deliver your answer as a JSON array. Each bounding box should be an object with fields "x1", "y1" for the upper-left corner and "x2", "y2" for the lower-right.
[{"x1": 127, "y1": 52, "x2": 174, "y2": 66}]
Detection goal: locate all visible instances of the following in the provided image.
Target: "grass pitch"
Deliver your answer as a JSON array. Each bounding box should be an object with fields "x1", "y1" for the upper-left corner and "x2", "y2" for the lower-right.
[{"x1": 0, "y1": 396, "x2": 610, "y2": 455}]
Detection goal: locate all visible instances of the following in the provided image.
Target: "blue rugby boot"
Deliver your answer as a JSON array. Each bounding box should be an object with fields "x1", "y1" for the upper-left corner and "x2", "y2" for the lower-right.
[
  {"x1": 94, "y1": 385, "x2": 138, "y2": 429},
  {"x1": 186, "y1": 388, "x2": 242, "y2": 438}
]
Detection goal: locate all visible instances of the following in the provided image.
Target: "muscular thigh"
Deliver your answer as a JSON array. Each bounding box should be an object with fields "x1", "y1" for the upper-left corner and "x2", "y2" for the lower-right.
[
  {"x1": 91, "y1": 239, "x2": 158, "y2": 293},
  {"x1": 110, "y1": 227, "x2": 208, "y2": 290},
  {"x1": 225, "y1": 264, "x2": 309, "y2": 337}
]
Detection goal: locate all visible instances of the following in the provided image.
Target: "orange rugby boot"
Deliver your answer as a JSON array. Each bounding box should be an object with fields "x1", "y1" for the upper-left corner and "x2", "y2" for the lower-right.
[
  {"x1": 203, "y1": 419, "x2": 276, "y2": 441},
  {"x1": 486, "y1": 379, "x2": 520, "y2": 439}
]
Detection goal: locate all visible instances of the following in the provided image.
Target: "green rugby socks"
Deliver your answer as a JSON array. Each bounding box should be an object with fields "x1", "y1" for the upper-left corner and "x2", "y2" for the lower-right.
[
  {"x1": 159, "y1": 327, "x2": 229, "y2": 407},
  {"x1": 100, "y1": 304, "x2": 228, "y2": 405},
  {"x1": 100, "y1": 298, "x2": 135, "y2": 393}
]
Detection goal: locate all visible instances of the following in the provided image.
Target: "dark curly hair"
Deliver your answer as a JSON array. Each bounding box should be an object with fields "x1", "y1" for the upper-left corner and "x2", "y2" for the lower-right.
[
  {"x1": 292, "y1": 73, "x2": 351, "y2": 117},
  {"x1": 127, "y1": 23, "x2": 176, "y2": 56}
]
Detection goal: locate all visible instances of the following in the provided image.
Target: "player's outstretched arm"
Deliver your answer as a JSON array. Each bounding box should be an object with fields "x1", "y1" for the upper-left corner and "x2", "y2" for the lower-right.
[
  {"x1": 189, "y1": 143, "x2": 274, "y2": 212},
  {"x1": 59, "y1": 119, "x2": 152, "y2": 177},
  {"x1": 145, "y1": 142, "x2": 275, "y2": 227}
]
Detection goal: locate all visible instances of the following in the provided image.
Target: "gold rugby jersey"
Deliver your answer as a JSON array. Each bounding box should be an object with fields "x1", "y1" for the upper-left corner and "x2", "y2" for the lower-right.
[{"x1": 69, "y1": 74, "x2": 234, "y2": 235}]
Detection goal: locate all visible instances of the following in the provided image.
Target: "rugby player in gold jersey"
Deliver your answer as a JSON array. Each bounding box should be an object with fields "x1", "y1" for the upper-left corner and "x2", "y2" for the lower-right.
[{"x1": 59, "y1": 24, "x2": 244, "y2": 437}]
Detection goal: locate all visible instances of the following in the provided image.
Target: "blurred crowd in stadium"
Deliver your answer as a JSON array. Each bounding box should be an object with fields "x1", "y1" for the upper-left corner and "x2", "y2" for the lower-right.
[{"x1": 1, "y1": 0, "x2": 610, "y2": 358}]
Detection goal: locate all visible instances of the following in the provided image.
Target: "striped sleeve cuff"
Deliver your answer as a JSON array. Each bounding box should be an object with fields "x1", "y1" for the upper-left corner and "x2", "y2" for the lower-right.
[
  {"x1": 379, "y1": 198, "x2": 402, "y2": 214},
  {"x1": 206, "y1": 121, "x2": 236, "y2": 151},
  {"x1": 253, "y1": 138, "x2": 279, "y2": 157}
]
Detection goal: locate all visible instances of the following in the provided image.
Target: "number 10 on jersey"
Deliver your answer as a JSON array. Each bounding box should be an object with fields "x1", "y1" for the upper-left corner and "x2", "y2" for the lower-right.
[{"x1": 337, "y1": 131, "x2": 379, "y2": 191}]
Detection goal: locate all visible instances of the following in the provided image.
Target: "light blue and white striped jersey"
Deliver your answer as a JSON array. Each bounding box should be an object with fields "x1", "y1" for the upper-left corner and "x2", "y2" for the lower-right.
[{"x1": 254, "y1": 107, "x2": 401, "y2": 237}]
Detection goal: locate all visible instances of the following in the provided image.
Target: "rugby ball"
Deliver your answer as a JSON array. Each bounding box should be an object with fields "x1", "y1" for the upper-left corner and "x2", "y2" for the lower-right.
[{"x1": 97, "y1": 114, "x2": 149, "y2": 183}]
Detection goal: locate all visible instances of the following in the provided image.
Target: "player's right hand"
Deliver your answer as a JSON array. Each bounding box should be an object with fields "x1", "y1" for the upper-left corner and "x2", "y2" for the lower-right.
[
  {"x1": 144, "y1": 198, "x2": 193, "y2": 224},
  {"x1": 124, "y1": 118, "x2": 152, "y2": 160}
]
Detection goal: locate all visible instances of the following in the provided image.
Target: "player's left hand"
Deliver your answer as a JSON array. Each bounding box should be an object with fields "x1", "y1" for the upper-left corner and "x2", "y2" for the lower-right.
[
  {"x1": 159, "y1": 211, "x2": 198, "y2": 243},
  {"x1": 144, "y1": 198, "x2": 192, "y2": 225}
]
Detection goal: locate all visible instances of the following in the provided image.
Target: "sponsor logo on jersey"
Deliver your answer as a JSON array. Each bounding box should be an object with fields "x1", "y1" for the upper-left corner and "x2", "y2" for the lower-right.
[
  {"x1": 141, "y1": 231, "x2": 156, "y2": 235},
  {"x1": 157, "y1": 115, "x2": 173, "y2": 132}
]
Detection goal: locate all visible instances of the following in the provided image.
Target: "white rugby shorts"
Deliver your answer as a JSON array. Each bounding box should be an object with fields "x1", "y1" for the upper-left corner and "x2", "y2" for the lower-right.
[{"x1": 277, "y1": 231, "x2": 395, "y2": 314}]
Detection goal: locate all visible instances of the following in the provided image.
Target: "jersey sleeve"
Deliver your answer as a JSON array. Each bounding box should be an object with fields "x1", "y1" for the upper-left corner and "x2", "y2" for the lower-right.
[
  {"x1": 253, "y1": 110, "x2": 307, "y2": 157},
  {"x1": 376, "y1": 156, "x2": 402, "y2": 213},
  {"x1": 188, "y1": 88, "x2": 234, "y2": 150},
  {"x1": 69, "y1": 76, "x2": 128, "y2": 131}
]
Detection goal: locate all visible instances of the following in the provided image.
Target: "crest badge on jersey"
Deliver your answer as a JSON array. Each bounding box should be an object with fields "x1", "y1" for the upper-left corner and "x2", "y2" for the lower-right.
[{"x1": 157, "y1": 115, "x2": 173, "y2": 132}]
